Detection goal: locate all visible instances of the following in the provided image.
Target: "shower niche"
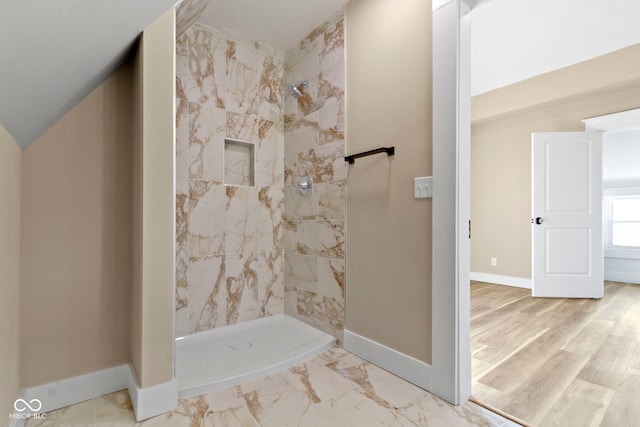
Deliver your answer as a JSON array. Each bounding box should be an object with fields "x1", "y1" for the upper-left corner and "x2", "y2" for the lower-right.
[{"x1": 224, "y1": 138, "x2": 255, "y2": 187}]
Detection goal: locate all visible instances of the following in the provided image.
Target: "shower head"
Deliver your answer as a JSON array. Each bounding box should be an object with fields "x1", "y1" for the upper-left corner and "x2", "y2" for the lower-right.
[
  {"x1": 284, "y1": 79, "x2": 320, "y2": 115},
  {"x1": 284, "y1": 80, "x2": 308, "y2": 98},
  {"x1": 292, "y1": 85, "x2": 303, "y2": 97}
]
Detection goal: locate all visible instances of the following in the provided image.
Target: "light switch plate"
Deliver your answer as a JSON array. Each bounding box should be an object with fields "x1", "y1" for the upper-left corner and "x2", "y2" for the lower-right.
[{"x1": 414, "y1": 176, "x2": 433, "y2": 199}]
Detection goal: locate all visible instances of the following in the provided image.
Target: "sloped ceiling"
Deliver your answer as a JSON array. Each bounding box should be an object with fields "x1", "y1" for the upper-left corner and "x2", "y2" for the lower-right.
[
  {"x1": 0, "y1": 0, "x2": 178, "y2": 148},
  {"x1": 0, "y1": 0, "x2": 350, "y2": 149}
]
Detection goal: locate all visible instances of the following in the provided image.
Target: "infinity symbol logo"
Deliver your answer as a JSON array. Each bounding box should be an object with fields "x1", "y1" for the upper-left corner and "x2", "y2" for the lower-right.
[{"x1": 14, "y1": 398, "x2": 42, "y2": 412}]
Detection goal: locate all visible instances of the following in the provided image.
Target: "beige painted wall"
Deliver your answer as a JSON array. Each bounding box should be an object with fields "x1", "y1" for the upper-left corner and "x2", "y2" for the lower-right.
[
  {"x1": 471, "y1": 44, "x2": 640, "y2": 278},
  {"x1": 130, "y1": 8, "x2": 175, "y2": 389},
  {"x1": 345, "y1": 0, "x2": 433, "y2": 363},
  {"x1": 0, "y1": 125, "x2": 21, "y2": 416},
  {"x1": 473, "y1": 44, "x2": 640, "y2": 124},
  {"x1": 20, "y1": 64, "x2": 133, "y2": 387}
]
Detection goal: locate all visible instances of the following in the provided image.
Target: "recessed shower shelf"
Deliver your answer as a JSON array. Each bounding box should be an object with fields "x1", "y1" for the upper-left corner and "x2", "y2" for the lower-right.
[{"x1": 224, "y1": 138, "x2": 255, "y2": 187}]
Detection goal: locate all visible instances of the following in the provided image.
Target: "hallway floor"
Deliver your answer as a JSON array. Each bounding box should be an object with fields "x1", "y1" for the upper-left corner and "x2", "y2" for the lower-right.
[
  {"x1": 471, "y1": 281, "x2": 640, "y2": 426},
  {"x1": 27, "y1": 347, "x2": 517, "y2": 426}
]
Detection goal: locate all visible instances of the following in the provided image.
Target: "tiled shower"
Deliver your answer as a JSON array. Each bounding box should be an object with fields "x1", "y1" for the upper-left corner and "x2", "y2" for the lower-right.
[{"x1": 175, "y1": 10, "x2": 346, "y2": 341}]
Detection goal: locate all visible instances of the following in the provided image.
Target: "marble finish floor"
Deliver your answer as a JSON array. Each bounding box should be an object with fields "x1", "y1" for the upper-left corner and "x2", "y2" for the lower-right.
[{"x1": 27, "y1": 347, "x2": 518, "y2": 426}]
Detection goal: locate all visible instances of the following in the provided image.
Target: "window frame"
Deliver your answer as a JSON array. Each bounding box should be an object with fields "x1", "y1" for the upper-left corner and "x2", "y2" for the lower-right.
[{"x1": 604, "y1": 186, "x2": 640, "y2": 259}]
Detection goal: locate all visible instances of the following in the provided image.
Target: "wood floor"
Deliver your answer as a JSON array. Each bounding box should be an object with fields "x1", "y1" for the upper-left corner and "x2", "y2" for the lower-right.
[{"x1": 471, "y1": 281, "x2": 640, "y2": 427}]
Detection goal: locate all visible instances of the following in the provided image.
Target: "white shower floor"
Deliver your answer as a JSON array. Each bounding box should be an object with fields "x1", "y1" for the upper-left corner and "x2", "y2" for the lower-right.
[{"x1": 175, "y1": 314, "x2": 335, "y2": 398}]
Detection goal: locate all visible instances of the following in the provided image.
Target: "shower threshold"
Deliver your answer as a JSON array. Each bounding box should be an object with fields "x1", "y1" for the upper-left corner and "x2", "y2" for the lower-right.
[{"x1": 175, "y1": 314, "x2": 335, "y2": 398}]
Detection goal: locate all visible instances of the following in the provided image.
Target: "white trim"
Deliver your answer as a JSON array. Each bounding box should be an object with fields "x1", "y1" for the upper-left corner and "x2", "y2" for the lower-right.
[
  {"x1": 583, "y1": 108, "x2": 640, "y2": 132},
  {"x1": 127, "y1": 367, "x2": 177, "y2": 422},
  {"x1": 603, "y1": 187, "x2": 640, "y2": 258},
  {"x1": 433, "y1": 0, "x2": 452, "y2": 11},
  {"x1": 605, "y1": 248, "x2": 640, "y2": 260},
  {"x1": 344, "y1": 330, "x2": 432, "y2": 391},
  {"x1": 470, "y1": 272, "x2": 532, "y2": 289},
  {"x1": 604, "y1": 270, "x2": 640, "y2": 284},
  {"x1": 10, "y1": 364, "x2": 130, "y2": 426},
  {"x1": 432, "y1": 0, "x2": 471, "y2": 405},
  {"x1": 20, "y1": 364, "x2": 130, "y2": 414},
  {"x1": 11, "y1": 363, "x2": 178, "y2": 425}
]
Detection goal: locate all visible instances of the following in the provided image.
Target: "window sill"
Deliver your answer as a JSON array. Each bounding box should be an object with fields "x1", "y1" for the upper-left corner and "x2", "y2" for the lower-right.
[{"x1": 605, "y1": 248, "x2": 640, "y2": 260}]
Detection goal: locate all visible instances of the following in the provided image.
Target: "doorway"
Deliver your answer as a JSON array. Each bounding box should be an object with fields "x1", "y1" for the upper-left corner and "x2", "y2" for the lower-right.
[
  {"x1": 469, "y1": 99, "x2": 640, "y2": 425},
  {"x1": 432, "y1": 0, "x2": 640, "y2": 415}
]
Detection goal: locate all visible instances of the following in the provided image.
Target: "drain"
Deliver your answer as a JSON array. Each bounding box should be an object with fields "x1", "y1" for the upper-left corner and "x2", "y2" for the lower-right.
[{"x1": 230, "y1": 342, "x2": 252, "y2": 351}]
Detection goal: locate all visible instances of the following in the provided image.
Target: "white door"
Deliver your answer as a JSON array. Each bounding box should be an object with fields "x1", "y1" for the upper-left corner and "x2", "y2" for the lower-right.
[{"x1": 532, "y1": 132, "x2": 603, "y2": 298}]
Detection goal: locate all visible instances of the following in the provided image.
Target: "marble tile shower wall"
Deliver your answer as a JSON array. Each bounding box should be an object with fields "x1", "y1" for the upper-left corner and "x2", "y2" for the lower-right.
[
  {"x1": 175, "y1": 23, "x2": 286, "y2": 337},
  {"x1": 283, "y1": 11, "x2": 346, "y2": 342},
  {"x1": 175, "y1": 10, "x2": 346, "y2": 341}
]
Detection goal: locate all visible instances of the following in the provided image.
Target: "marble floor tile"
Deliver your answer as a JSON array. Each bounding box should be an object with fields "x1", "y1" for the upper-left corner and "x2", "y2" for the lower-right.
[
  {"x1": 173, "y1": 389, "x2": 258, "y2": 427},
  {"x1": 25, "y1": 399, "x2": 95, "y2": 426},
  {"x1": 233, "y1": 372, "x2": 288, "y2": 397},
  {"x1": 317, "y1": 388, "x2": 419, "y2": 427},
  {"x1": 400, "y1": 394, "x2": 505, "y2": 427},
  {"x1": 279, "y1": 359, "x2": 356, "y2": 403},
  {"x1": 327, "y1": 353, "x2": 430, "y2": 411},
  {"x1": 29, "y1": 347, "x2": 512, "y2": 427},
  {"x1": 310, "y1": 345, "x2": 350, "y2": 365},
  {"x1": 240, "y1": 380, "x2": 344, "y2": 427},
  {"x1": 95, "y1": 391, "x2": 176, "y2": 427}
]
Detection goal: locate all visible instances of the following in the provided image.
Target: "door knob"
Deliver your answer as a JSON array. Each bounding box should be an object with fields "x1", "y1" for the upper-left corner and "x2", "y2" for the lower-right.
[{"x1": 535, "y1": 217, "x2": 544, "y2": 225}]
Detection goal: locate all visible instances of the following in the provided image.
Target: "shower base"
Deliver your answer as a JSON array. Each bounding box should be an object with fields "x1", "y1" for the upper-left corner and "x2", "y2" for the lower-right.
[{"x1": 175, "y1": 314, "x2": 335, "y2": 398}]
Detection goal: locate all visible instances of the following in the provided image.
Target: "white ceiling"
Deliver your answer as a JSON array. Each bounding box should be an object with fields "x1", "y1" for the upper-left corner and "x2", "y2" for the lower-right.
[
  {"x1": 197, "y1": 0, "x2": 350, "y2": 52},
  {"x1": 0, "y1": 0, "x2": 177, "y2": 148},
  {"x1": 0, "y1": 0, "x2": 349, "y2": 149},
  {"x1": 470, "y1": 0, "x2": 640, "y2": 96},
  {"x1": 2, "y1": 0, "x2": 638, "y2": 148}
]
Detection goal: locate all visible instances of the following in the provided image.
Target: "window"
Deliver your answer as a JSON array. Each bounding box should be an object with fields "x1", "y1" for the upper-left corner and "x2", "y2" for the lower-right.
[
  {"x1": 604, "y1": 187, "x2": 640, "y2": 259},
  {"x1": 610, "y1": 197, "x2": 640, "y2": 247}
]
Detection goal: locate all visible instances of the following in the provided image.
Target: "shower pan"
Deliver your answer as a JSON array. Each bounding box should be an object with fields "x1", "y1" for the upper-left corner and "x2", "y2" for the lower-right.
[{"x1": 175, "y1": 315, "x2": 334, "y2": 397}]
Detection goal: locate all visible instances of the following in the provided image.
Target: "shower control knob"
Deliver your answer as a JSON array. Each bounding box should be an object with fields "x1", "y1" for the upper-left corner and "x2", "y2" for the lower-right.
[{"x1": 297, "y1": 175, "x2": 313, "y2": 196}]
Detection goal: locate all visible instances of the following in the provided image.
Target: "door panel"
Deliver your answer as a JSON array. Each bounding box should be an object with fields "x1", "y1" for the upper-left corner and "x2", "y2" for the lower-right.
[
  {"x1": 532, "y1": 132, "x2": 603, "y2": 298},
  {"x1": 545, "y1": 228, "x2": 590, "y2": 274},
  {"x1": 546, "y1": 142, "x2": 590, "y2": 212}
]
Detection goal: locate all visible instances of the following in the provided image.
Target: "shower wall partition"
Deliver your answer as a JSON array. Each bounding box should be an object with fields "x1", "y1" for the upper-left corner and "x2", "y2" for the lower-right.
[
  {"x1": 174, "y1": 10, "x2": 346, "y2": 342},
  {"x1": 282, "y1": 11, "x2": 347, "y2": 342}
]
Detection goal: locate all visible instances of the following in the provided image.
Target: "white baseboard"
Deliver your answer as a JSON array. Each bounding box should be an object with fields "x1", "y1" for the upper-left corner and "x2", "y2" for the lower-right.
[
  {"x1": 470, "y1": 272, "x2": 532, "y2": 289},
  {"x1": 343, "y1": 329, "x2": 432, "y2": 391},
  {"x1": 10, "y1": 364, "x2": 177, "y2": 425},
  {"x1": 127, "y1": 367, "x2": 177, "y2": 422},
  {"x1": 22, "y1": 364, "x2": 130, "y2": 413},
  {"x1": 9, "y1": 364, "x2": 130, "y2": 427},
  {"x1": 605, "y1": 271, "x2": 640, "y2": 285}
]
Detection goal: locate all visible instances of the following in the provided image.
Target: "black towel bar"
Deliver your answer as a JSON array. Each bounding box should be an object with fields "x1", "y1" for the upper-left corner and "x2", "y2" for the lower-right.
[{"x1": 345, "y1": 146, "x2": 395, "y2": 164}]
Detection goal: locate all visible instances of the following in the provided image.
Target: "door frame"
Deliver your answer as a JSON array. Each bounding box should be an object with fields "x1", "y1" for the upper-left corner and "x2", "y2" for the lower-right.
[
  {"x1": 442, "y1": 6, "x2": 640, "y2": 405},
  {"x1": 431, "y1": 0, "x2": 472, "y2": 404}
]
